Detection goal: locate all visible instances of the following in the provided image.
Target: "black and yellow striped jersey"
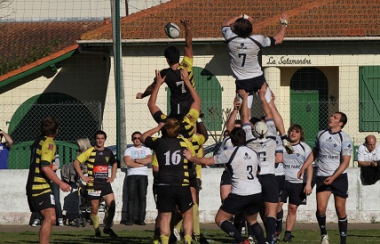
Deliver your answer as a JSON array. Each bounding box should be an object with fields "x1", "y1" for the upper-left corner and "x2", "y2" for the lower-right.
[
  {"x1": 144, "y1": 136, "x2": 195, "y2": 186},
  {"x1": 191, "y1": 133, "x2": 206, "y2": 179},
  {"x1": 76, "y1": 147, "x2": 116, "y2": 191},
  {"x1": 26, "y1": 136, "x2": 56, "y2": 197}
]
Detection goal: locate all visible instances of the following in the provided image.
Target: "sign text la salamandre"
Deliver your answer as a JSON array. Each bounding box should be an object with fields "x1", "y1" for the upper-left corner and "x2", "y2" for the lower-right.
[{"x1": 266, "y1": 56, "x2": 312, "y2": 65}]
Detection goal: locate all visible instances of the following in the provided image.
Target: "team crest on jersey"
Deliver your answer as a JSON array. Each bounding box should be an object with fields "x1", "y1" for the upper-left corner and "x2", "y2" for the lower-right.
[
  {"x1": 48, "y1": 143, "x2": 54, "y2": 150},
  {"x1": 327, "y1": 137, "x2": 333, "y2": 142},
  {"x1": 256, "y1": 142, "x2": 266, "y2": 148},
  {"x1": 296, "y1": 153, "x2": 301, "y2": 157},
  {"x1": 237, "y1": 43, "x2": 247, "y2": 50},
  {"x1": 105, "y1": 157, "x2": 109, "y2": 162},
  {"x1": 99, "y1": 152, "x2": 103, "y2": 155},
  {"x1": 243, "y1": 153, "x2": 251, "y2": 160}
]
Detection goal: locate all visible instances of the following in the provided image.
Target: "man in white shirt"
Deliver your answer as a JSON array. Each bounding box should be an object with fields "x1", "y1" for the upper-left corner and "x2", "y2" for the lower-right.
[
  {"x1": 357, "y1": 135, "x2": 380, "y2": 185},
  {"x1": 123, "y1": 131, "x2": 152, "y2": 225}
]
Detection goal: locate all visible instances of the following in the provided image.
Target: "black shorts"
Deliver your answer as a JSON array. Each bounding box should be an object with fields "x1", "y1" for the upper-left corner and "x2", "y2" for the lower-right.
[
  {"x1": 276, "y1": 175, "x2": 285, "y2": 197},
  {"x1": 169, "y1": 99, "x2": 193, "y2": 119},
  {"x1": 221, "y1": 193, "x2": 262, "y2": 216},
  {"x1": 235, "y1": 74, "x2": 266, "y2": 93},
  {"x1": 316, "y1": 174, "x2": 348, "y2": 199},
  {"x1": 280, "y1": 182, "x2": 307, "y2": 206},
  {"x1": 27, "y1": 192, "x2": 55, "y2": 212},
  {"x1": 87, "y1": 183, "x2": 114, "y2": 200},
  {"x1": 190, "y1": 178, "x2": 200, "y2": 195},
  {"x1": 258, "y1": 174, "x2": 279, "y2": 203},
  {"x1": 157, "y1": 185, "x2": 193, "y2": 213},
  {"x1": 220, "y1": 170, "x2": 232, "y2": 186}
]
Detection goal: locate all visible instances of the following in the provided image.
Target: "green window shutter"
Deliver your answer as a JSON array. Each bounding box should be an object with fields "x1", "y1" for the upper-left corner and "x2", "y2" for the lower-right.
[{"x1": 359, "y1": 66, "x2": 380, "y2": 132}]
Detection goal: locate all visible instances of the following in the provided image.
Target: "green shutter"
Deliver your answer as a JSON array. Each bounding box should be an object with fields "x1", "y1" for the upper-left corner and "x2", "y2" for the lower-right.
[{"x1": 359, "y1": 66, "x2": 380, "y2": 132}]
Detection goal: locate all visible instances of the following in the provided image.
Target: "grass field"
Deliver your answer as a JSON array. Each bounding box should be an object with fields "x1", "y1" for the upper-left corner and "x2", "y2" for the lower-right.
[{"x1": 1, "y1": 224, "x2": 380, "y2": 244}]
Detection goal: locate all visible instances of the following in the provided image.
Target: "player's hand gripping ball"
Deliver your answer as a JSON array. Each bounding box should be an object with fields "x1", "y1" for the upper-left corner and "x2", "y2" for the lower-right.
[{"x1": 164, "y1": 22, "x2": 180, "y2": 39}]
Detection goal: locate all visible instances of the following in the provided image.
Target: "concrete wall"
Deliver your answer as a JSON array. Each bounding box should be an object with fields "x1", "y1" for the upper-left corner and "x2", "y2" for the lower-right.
[{"x1": 1, "y1": 167, "x2": 380, "y2": 225}]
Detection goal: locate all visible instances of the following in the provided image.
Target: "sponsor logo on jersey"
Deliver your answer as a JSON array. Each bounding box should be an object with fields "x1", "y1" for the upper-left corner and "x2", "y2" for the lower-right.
[
  {"x1": 48, "y1": 143, "x2": 54, "y2": 150},
  {"x1": 93, "y1": 165, "x2": 108, "y2": 173}
]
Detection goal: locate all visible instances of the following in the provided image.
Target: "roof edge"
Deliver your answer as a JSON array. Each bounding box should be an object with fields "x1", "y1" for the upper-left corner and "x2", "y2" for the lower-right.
[{"x1": 0, "y1": 44, "x2": 78, "y2": 83}]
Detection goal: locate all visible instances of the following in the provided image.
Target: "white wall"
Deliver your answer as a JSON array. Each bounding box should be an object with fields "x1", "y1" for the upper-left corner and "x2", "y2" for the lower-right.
[{"x1": 1, "y1": 167, "x2": 380, "y2": 225}]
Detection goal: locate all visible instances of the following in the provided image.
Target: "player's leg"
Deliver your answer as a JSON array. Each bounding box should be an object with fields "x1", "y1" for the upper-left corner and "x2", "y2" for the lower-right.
[
  {"x1": 160, "y1": 212, "x2": 173, "y2": 244},
  {"x1": 89, "y1": 198, "x2": 101, "y2": 236},
  {"x1": 246, "y1": 213, "x2": 265, "y2": 244},
  {"x1": 316, "y1": 189, "x2": 331, "y2": 243},
  {"x1": 102, "y1": 191, "x2": 118, "y2": 237},
  {"x1": 333, "y1": 174, "x2": 349, "y2": 244},
  {"x1": 39, "y1": 207, "x2": 56, "y2": 244},
  {"x1": 283, "y1": 203, "x2": 298, "y2": 242}
]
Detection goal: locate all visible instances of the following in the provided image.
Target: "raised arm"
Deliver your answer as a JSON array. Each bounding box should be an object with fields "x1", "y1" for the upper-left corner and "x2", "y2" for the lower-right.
[
  {"x1": 226, "y1": 98, "x2": 241, "y2": 132},
  {"x1": 258, "y1": 83, "x2": 273, "y2": 120},
  {"x1": 181, "y1": 68, "x2": 200, "y2": 112},
  {"x1": 147, "y1": 70, "x2": 166, "y2": 116},
  {"x1": 181, "y1": 19, "x2": 193, "y2": 58},
  {"x1": 273, "y1": 13, "x2": 288, "y2": 45},
  {"x1": 136, "y1": 81, "x2": 156, "y2": 99},
  {"x1": 141, "y1": 123, "x2": 165, "y2": 144},
  {"x1": 238, "y1": 89, "x2": 250, "y2": 124}
]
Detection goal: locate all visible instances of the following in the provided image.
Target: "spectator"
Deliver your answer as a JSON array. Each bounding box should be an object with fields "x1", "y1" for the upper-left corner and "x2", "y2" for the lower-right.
[
  {"x1": 73, "y1": 130, "x2": 118, "y2": 238},
  {"x1": 26, "y1": 116, "x2": 71, "y2": 244},
  {"x1": 123, "y1": 131, "x2": 152, "y2": 225},
  {"x1": 357, "y1": 135, "x2": 380, "y2": 185},
  {"x1": 0, "y1": 129, "x2": 13, "y2": 169}
]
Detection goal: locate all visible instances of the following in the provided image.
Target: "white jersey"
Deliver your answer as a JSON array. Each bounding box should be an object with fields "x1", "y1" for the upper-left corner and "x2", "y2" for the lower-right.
[
  {"x1": 275, "y1": 135, "x2": 285, "y2": 176},
  {"x1": 283, "y1": 141, "x2": 312, "y2": 183},
  {"x1": 222, "y1": 26, "x2": 274, "y2": 80},
  {"x1": 215, "y1": 136, "x2": 234, "y2": 164},
  {"x1": 215, "y1": 145, "x2": 261, "y2": 195},
  {"x1": 357, "y1": 143, "x2": 380, "y2": 162},
  {"x1": 315, "y1": 129, "x2": 352, "y2": 177},
  {"x1": 244, "y1": 119, "x2": 277, "y2": 175},
  {"x1": 124, "y1": 146, "x2": 152, "y2": 176}
]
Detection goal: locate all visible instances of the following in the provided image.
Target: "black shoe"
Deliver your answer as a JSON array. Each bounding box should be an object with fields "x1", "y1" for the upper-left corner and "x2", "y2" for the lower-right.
[
  {"x1": 95, "y1": 228, "x2": 101, "y2": 238},
  {"x1": 199, "y1": 234, "x2": 209, "y2": 244},
  {"x1": 283, "y1": 233, "x2": 294, "y2": 242},
  {"x1": 134, "y1": 220, "x2": 146, "y2": 225},
  {"x1": 103, "y1": 228, "x2": 118, "y2": 237}
]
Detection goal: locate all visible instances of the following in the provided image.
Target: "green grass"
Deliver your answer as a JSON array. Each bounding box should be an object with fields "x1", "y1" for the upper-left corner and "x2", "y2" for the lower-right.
[{"x1": 1, "y1": 228, "x2": 380, "y2": 244}]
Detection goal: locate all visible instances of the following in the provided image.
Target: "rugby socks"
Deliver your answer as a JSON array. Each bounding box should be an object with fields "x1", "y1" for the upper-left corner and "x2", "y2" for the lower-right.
[
  {"x1": 160, "y1": 234, "x2": 169, "y2": 244},
  {"x1": 104, "y1": 201, "x2": 116, "y2": 229},
  {"x1": 338, "y1": 216, "x2": 348, "y2": 244},
  {"x1": 90, "y1": 213, "x2": 100, "y2": 229},
  {"x1": 265, "y1": 216, "x2": 277, "y2": 242},
  {"x1": 192, "y1": 203, "x2": 201, "y2": 236},
  {"x1": 184, "y1": 234, "x2": 192, "y2": 244},
  {"x1": 249, "y1": 222, "x2": 265, "y2": 244},
  {"x1": 220, "y1": 220, "x2": 245, "y2": 243},
  {"x1": 276, "y1": 209, "x2": 283, "y2": 234},
  {"x1": 316, "y1": 211, "x2": 327, "y2": 235}
]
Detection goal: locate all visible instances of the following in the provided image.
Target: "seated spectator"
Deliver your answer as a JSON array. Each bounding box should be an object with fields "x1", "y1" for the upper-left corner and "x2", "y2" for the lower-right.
[{"x1": 358, "y1": 135, "x2": 380, "y2": 185}]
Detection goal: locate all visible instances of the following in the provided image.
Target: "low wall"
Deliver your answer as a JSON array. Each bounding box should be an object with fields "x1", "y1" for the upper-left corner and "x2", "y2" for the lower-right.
[{"x1": 1, "y1": 168, "x2": 380, "y2": 225}]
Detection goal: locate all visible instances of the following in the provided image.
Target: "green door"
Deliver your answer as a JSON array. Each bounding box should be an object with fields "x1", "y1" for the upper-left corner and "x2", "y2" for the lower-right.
[{"x1": 290, "y1": 90, "x2": 320, "y2": 147}]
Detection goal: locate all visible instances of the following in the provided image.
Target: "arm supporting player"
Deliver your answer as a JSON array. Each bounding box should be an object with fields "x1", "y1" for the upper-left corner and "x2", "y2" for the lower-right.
[
  {"x1": 147, "y1": 70, "x2": 166, "y2": 117},
  {"x1": 183, "y1": 148, "x2": 215, "y2": 166}
]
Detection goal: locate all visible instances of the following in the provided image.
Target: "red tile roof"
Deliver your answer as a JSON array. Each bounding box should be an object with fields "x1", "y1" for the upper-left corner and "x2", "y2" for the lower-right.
[
  {"x1": 0, "y1": 21, "x2": 104, "y2": 80},
  {"x1": 80, "y1": 0, "x2": 380, "y2": 40}
]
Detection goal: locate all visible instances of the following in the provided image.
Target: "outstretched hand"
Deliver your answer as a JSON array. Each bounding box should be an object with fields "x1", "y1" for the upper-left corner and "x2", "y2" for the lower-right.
[
  {"x1": 183, "y1": 148, "x2": 192, "y2": 160},
  {"x1": 155, "y1": 70, "x2": 166, "y2": 85},
  {"x1": 180, "y1": 18, "x2": 191, "y2": 29}
]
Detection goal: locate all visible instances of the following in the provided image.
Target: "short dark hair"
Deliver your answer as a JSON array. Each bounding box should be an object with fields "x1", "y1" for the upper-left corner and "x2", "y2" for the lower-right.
[
  {"x1": 336, "y1": 111, "x2": 348, "y2": 128},
  {"x1": 94, "y1": 130, "x2": 107, "y2": 140},
  {"x1": 232, "y1": 18, "x2": 252, "y2": 38},
  {"x1": 230, "y1": 127, "x2": 246, "y2": 147},
  {"x1": 164, "y1": 46, "x2": 180, "y2": 65},
  {"x1": 249, "y1": 117, "x2": 261, "y2": 125},
  {"x1": 41, "y1": 116, "x2": 59, "y2": 136},
  {"x1": 131, "y1": 131, "x2": 141, "y2": 139}
]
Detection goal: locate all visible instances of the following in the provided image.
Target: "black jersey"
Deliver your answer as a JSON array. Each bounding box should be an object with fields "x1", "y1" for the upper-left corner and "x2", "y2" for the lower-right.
[
  {"x1": 144, "y1": 136, "x2": 195, "y2": 186},
  {"x1": 76, "y1": 147, "x2": 116, "y2": 191},
  {"x1": 26, "y1": 136, "x2": 56, "y2": 197}
]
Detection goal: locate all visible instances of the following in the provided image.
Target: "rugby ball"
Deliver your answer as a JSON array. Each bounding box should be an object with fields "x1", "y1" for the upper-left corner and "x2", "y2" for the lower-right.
[
  {"x1": 253, "y1": 121, "x2": 268, "y2": 139},
  {"x1": 164, "y1": 22, "x2": 180, "y2": 39}
]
